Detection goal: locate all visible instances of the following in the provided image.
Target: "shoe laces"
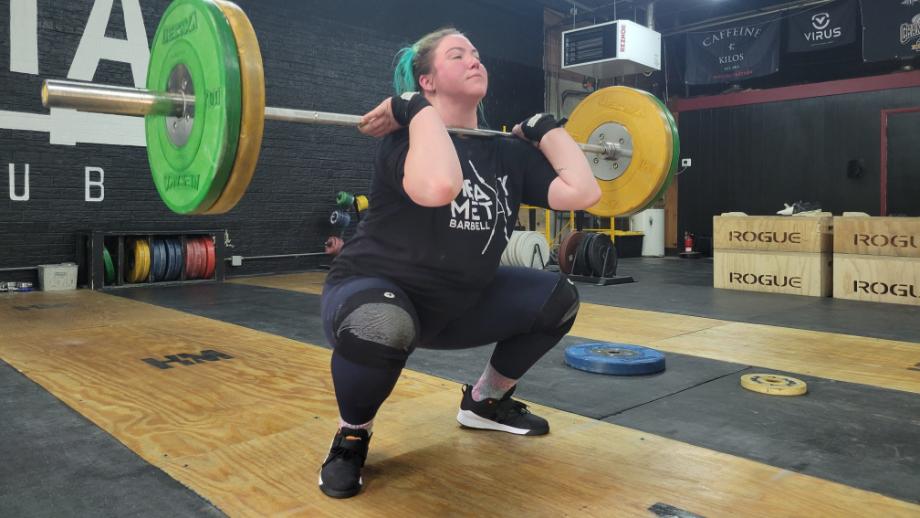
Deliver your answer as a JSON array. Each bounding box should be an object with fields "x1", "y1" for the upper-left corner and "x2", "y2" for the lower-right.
[
  {"x1": 323, "y1": 434, "x2": 367, "y2": 467},
  {"x1": 495, "y1": 397, "x2": 531, "y2": 420}
]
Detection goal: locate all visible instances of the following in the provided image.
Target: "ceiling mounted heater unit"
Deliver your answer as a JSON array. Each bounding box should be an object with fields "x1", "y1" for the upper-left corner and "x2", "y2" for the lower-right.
[{"x1": 562, "y1": 20, "x2": 661, "y2": 79}]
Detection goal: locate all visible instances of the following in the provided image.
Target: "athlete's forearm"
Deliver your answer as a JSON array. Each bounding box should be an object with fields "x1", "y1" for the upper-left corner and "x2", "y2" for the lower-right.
[
  {"x1": 540, "y1": 128, "x2": 601, "y2": 210},
  {"x1": 404, "y1": 107, "x2": 464, "y2": 207}
]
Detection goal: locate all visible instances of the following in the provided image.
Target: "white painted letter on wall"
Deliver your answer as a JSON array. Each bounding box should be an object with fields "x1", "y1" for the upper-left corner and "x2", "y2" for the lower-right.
[
  {"x1": 85, "y1": 167, "x2": 105, "y2": 202},
  {"x1": 10, "y1": 0, "x2": 39, "y2": 74},
  {"x1": 68, "y1": 0, "x2": 150, "y2": 87},
  {"x1": 9, "y1": 163, "x2": 30, "y2": 201}
]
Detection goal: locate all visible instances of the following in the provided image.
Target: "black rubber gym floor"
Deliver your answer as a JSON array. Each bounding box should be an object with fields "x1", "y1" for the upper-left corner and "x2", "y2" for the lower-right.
[{"x1": 108, "y1": 258, "x2": 920, "y2": 504}]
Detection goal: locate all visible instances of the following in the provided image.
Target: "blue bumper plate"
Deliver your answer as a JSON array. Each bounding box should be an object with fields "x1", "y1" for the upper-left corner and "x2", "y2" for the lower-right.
[{"x1": 564, "y1": 342, "x2": 666, "y2": 376}]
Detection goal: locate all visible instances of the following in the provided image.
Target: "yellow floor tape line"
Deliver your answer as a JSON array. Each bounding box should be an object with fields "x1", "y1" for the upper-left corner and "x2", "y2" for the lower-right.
[{"x1": 229, "y1": 271, "x2": 326, "y2": 295}]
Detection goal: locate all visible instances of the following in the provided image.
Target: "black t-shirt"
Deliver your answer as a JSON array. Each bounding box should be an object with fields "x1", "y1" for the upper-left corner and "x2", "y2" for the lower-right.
[{"x1": 327, "y1": 128, "x2": 558, "y2": 337}]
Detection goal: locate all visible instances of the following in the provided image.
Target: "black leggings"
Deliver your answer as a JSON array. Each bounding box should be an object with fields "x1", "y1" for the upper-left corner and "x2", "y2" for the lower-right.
[{"x1": 321, "y1": 267, "x2": 579, "y2": 424}]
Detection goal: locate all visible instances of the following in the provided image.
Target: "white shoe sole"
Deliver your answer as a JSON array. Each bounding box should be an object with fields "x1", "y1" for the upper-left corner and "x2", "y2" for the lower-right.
[{"x1": 456, "y1": 409, "x2": 533, "y2": 435}]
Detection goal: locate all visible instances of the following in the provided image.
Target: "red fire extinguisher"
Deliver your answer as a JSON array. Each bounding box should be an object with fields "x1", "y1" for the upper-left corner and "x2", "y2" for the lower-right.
[{"x1": 683, "y1": 231, "x2": 694, "y2": 253}]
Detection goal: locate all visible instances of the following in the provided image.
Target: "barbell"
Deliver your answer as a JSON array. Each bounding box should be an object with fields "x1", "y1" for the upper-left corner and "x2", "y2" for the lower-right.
[{"x1": 40, "y1": 0, "x2": 679, "y2": 217}]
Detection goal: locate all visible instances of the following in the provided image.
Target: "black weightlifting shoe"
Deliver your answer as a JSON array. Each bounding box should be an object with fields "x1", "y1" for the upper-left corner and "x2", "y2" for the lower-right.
[
  {"x1": 318, "y1": 427, "x2": 371, "y2": 498},
  {"x1": 456, "y1": 384, "x2": 549, "y2": 436}
]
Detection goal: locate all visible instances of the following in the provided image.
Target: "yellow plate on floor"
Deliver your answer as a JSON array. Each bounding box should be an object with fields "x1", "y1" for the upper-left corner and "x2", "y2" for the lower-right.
[
  {"x1": 740, "y1": 373, "x2": 808, "y2": 396},
  {"x1": 204, "y1": 0, "x2": 266, "y2": 214},
  {"x1": 565, "y1": 86, "x2": 672, "y2": 217}
]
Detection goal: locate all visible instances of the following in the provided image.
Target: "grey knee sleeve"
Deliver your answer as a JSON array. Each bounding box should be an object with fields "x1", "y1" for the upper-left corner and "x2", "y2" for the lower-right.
[{"x1": 333, "y1": 288, "x2": 419, "y2": 368}]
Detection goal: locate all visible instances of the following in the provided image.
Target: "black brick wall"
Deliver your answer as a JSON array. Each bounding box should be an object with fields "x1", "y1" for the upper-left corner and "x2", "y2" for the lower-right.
[{"x1": 0, "y1": 0, "x2": 547, "y2": 283}]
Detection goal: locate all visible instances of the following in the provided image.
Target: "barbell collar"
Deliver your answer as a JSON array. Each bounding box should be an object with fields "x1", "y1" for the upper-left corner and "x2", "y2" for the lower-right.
[
  {"x1": 605, "y1": 141, "x2": 633, "y2": 159},
  {"x1": 42, "y1": 79, "x2": 625, "y2": 158}
]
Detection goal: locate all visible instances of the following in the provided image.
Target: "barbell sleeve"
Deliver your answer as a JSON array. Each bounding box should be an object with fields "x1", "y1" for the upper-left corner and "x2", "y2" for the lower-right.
[
  {"x1": 42, "y1": 79, "x2": 190, "y2": 118},
  {"x1": 42, "y1": 79, "x2": 629, "y2": 158}
]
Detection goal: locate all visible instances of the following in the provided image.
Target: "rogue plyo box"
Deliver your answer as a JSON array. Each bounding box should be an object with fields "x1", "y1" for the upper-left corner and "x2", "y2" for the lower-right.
[
  {"x1": 713, "y1": 214, "x2": 833, "y2": 297},
  {"x1": 833, "y1": 216, "x2": 920, "y2": 306}
]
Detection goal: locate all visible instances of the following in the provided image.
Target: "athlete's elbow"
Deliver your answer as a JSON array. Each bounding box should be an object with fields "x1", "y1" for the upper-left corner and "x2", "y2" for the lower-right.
[
  {"x1": 586, "y1": 182, "x2": 602, "y2": 206},
  {"x1": 568, "y1": 162, "x2": 601, "y2": 209},
  {"x1": 548, "y1": 177, "x2": 601, "y2": 211},
  {"x1": 572, "y1": 182, "x2": 602, "y2": 210},
  {"x1": 405, "y1": 175, "x2": 461, "y2": 207}
]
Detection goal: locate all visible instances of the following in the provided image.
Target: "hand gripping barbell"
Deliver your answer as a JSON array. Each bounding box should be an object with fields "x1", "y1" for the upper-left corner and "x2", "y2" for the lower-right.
[{"x1": 41, "y1": 0, "x2": 678, "y2": 216}]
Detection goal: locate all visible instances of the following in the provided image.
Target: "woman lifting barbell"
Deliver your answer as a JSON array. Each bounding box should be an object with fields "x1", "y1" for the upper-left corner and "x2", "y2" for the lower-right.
[{"x1": 319, "y1": 27, "x2": 601, "y2": 499}]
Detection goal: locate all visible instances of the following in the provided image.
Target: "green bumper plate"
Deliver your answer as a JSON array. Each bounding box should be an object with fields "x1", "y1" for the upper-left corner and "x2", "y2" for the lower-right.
[
  {"x1": 103, "y1": 246, "x2": 115, "y2": 284},
  {"x1": 146, "y1": 0, "x2": 242, "y2": 214},
  {"x1": 640, "y1": 91, "x2": 680, "y2": 208}
]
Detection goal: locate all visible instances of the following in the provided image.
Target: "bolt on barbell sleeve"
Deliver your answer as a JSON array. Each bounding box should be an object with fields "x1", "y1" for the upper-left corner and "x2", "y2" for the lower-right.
[{"x1": 42, "y1": 79, "x2": 629, "y2": 159}]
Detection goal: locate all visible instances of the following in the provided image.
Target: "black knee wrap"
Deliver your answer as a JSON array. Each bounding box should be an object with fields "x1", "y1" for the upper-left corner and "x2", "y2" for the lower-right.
[
  {"x1": 333, "y1": 287, "x2": 419, "y2": 368},
  {"x1": 533, "y1": 275, "x2": 580, "y2": 335}
]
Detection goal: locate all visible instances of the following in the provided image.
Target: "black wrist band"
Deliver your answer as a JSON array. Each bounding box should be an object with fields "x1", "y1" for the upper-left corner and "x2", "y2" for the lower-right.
[
  {"x1": 391, "y1": 92, "x2": 431, "y2": 126},
  {"x1": 520, "y1": 113, "x2": 562, "y2": 144}
]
